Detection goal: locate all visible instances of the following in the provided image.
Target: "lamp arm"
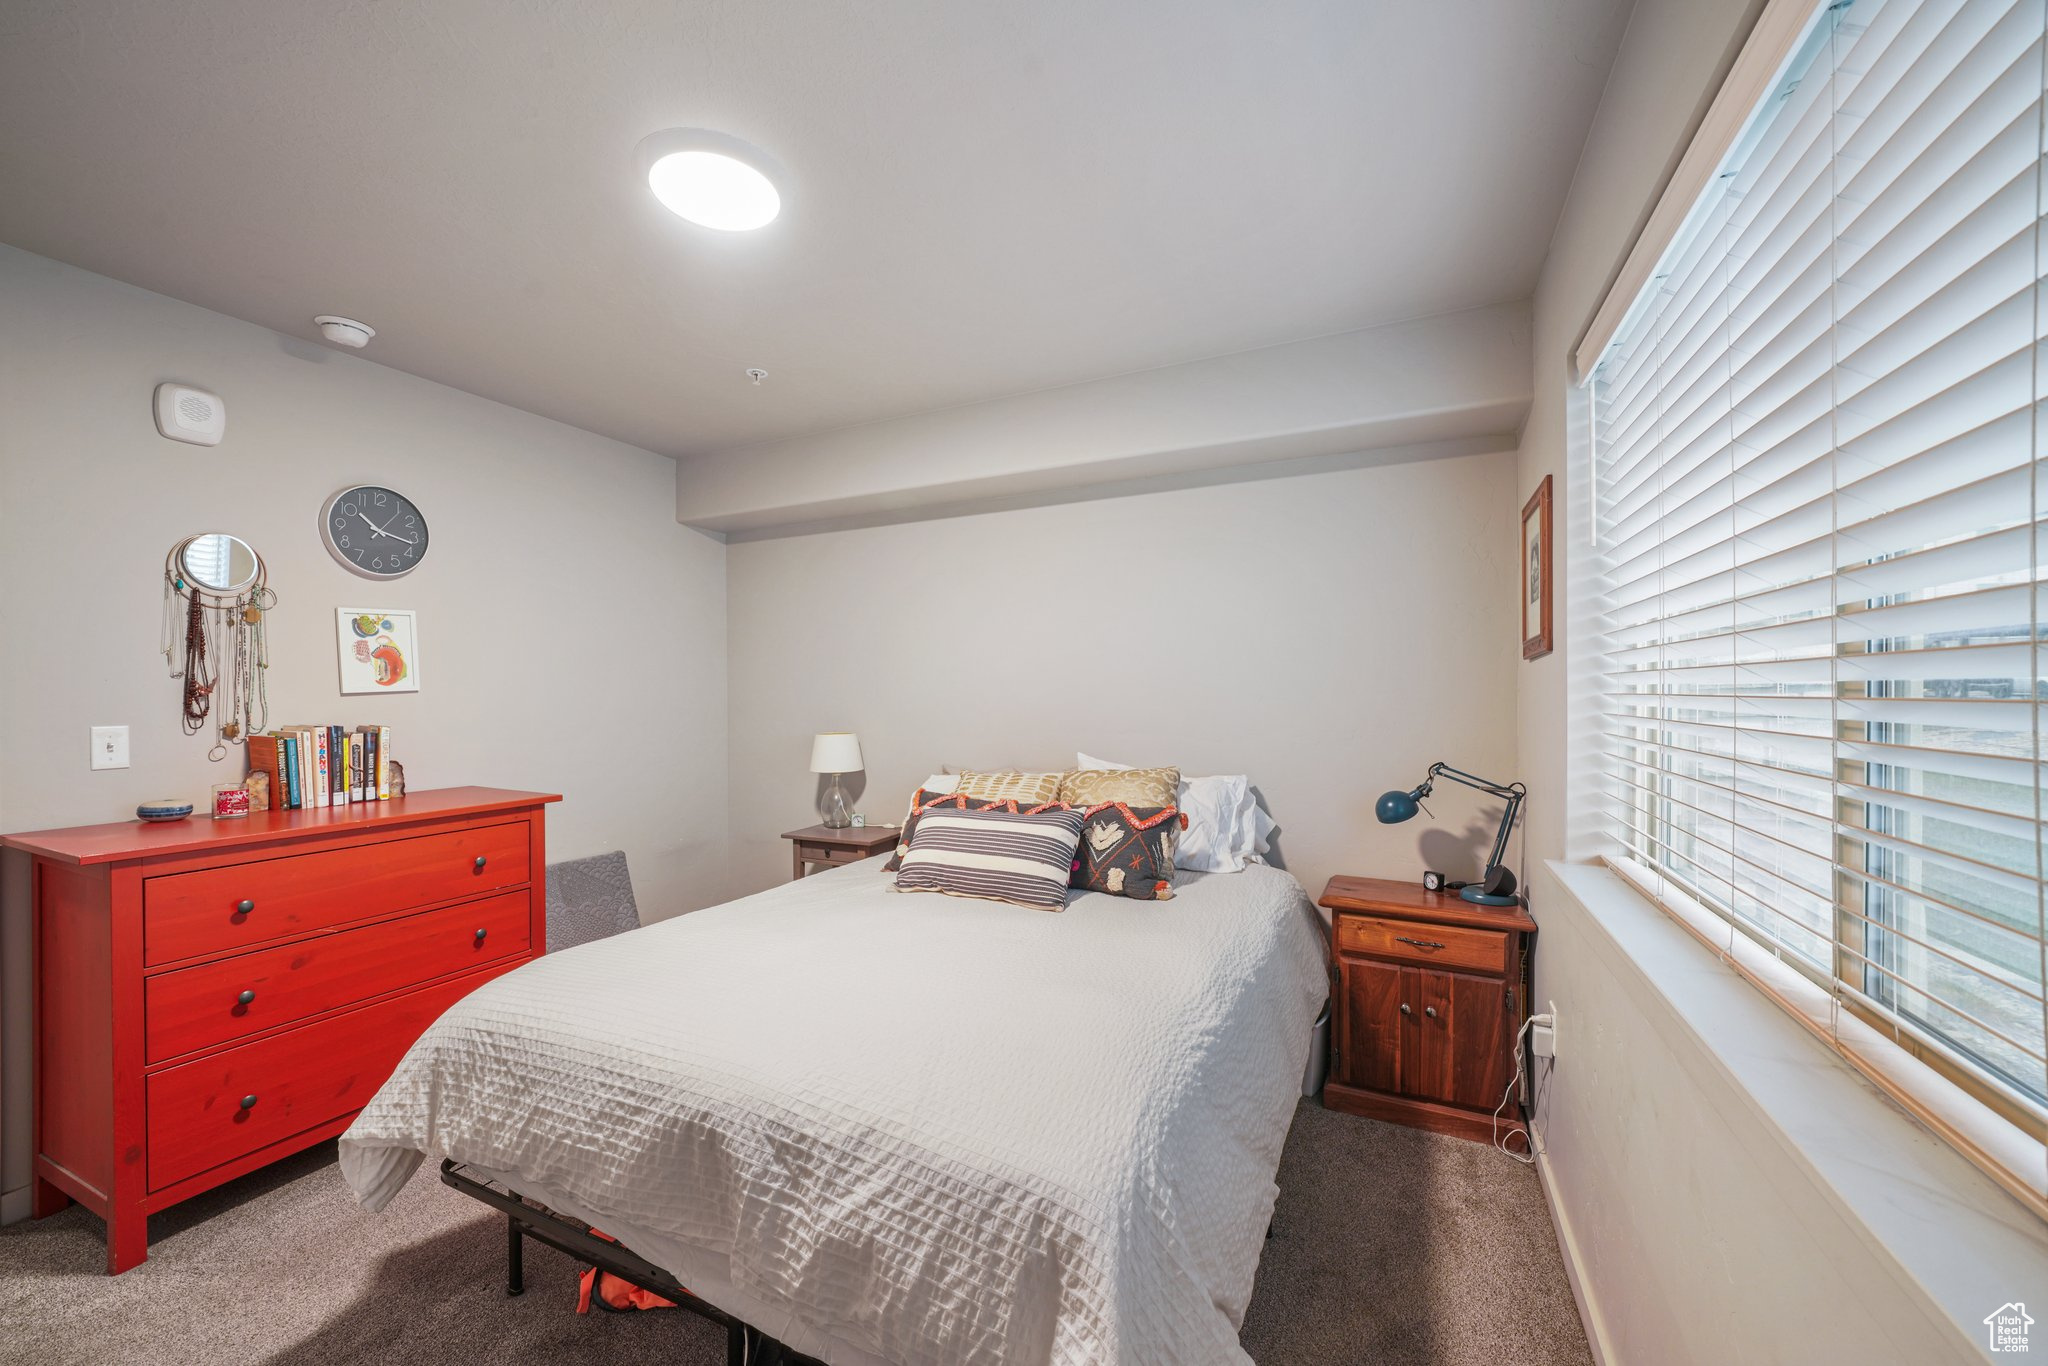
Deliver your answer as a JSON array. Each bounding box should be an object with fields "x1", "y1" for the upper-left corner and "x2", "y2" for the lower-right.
[
  {"x1": 1487, "y1": 789, "x2": 1524, "y2": 875},
  {"x1": 1421, "y1": 763, "x2": 1526, "y2": 875},
  {"x1": 1425, "y1": 762, "x2": 1524, "y2": 802}
]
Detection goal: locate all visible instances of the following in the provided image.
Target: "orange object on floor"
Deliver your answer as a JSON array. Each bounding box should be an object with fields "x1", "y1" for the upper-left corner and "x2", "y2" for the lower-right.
[{"x1": 573, "y1": 1229, "x2": 685, "y2": 1313}]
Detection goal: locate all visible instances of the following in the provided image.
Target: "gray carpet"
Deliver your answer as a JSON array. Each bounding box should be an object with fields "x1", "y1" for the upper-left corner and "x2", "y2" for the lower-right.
[{"x1": 0, "y1": 1101, "x2": 1589, "y2": 1365}]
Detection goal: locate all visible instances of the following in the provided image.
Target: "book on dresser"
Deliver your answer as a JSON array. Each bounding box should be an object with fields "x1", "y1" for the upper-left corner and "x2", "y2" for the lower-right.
[
  {"x1": 1, "y1": 786, "x2": 561, "y2": 1273},
  {"x1": 248, "y1": 724, "x2": 394, "y2": 810}
]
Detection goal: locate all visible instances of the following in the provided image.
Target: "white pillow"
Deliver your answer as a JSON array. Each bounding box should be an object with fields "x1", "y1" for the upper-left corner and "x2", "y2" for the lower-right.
[
  {"x1": 1076, "y1": 752, "x2": 1266, "y2": 872},
  {"x1": 920, "y1": 773, "x2": 960, "y2": 795}
]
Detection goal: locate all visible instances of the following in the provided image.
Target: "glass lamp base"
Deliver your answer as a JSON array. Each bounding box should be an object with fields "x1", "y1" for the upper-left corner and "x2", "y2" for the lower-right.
[{"x1": 821, "y1": 776, "x2": 853, "y2": 829}]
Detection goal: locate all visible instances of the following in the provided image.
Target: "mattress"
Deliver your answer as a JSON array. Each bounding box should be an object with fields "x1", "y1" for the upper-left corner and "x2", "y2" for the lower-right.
[{"x1": 339, "y1": 857, "x2": 1330, "y2": 1366}]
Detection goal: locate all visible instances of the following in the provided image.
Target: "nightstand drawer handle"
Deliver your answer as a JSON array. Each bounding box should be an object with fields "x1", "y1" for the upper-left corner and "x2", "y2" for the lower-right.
[
  {"x1": 239, "y1": 1094, "x2": 258, "y2": 1111},
  {"x1": 473, "y1": 928, "x2": 488, "y2": 943},
  {"x1": 236, "y1": 899, "x2": 256, "y2": 915},
  {"x1": 1399, "y1": 1002, "x2": 1411, "y2": 1016},
  {"x1": 474, "y1": 856, "x2": 487, "y2": 871},
  {"x1": 1424, "y1": 1006, "x2": 1438, "y2": 1019},
  {"x1": 236, "y1": 989, "x2": 256, "y2": 1006},
  {"x1": 1395, "y1": 936, "x2": 1445, "y2": 950}
]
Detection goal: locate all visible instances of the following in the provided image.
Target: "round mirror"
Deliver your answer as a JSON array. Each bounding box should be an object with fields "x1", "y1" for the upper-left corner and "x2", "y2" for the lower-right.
[{"x1": 179, "y1": 533, "x2": 259, "y2": 593}]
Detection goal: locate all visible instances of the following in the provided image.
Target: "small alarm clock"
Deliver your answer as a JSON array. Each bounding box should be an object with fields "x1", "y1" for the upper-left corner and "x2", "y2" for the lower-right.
[{"x1": 1421, "y1": 870, "x2": 1447, "y2": 892}]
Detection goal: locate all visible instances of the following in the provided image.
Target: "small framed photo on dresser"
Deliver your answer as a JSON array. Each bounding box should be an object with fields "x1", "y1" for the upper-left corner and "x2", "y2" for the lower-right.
[{"x1": 1521, "y1": 475, "x2": 1553, "y2": 661}]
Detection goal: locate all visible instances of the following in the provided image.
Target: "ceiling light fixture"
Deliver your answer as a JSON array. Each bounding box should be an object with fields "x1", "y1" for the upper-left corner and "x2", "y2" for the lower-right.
[{"x1": 636, "y1": 129, "x2": 782, "y2": 232}]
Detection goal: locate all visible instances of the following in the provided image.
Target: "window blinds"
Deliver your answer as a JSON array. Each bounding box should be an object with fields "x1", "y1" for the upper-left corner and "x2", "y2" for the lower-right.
[{"x1": 1592, "y1": 0, "x2": 2048, "y2": 1137}]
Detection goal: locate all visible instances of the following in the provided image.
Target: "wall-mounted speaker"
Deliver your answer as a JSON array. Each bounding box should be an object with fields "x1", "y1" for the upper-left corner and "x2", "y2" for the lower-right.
[{"x1": 153, "y1": 383, "x2": 226, "y2": 446}]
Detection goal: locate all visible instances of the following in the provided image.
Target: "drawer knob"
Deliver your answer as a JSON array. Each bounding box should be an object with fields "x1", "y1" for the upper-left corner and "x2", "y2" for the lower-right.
[
  {"x1": 236, "y1": 989, "x2": 256, "y2": 1006},
  {"x1": 1424, "y1": 1006, "x2": 1439, "y2": 1019},
  {"x1": 1399, "y1": 1002, "x2": 1411, "y2": 1016},
  {"x1": 236, "y1": 899, "x2": 256, "y2": 915},
  {"x1": 474, "y1": 855, "x2": 487, "y2": 871},
  {"x1": 1394, "y1": 935, "x2": 1445, "y2": 950},
  {"x1": 473, "y1": 928, "x2": 488, "y2": 943},
  {"x1": 239, "y1": 1094, "x2": 258, "y2": 1111}
]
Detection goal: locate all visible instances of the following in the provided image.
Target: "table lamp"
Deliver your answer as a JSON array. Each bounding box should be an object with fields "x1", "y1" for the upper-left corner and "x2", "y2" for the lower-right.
[
  {"x1": 810, "y1": 732, "x2": 863, "y2": 829},
  {"x1": 1376, "y1": 761, "x2": 1526, "y2": 906}
]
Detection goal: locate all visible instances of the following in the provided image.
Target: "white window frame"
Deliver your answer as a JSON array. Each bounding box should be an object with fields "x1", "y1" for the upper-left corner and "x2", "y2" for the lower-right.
[{"x1": 1576, "y1": 0, "x2": 2048, "y2": 1220}]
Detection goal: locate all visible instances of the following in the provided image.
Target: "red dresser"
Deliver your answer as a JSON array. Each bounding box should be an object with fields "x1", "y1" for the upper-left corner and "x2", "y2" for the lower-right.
[{"x1": 3, "y1": 786, "x2": 559, "y2": 1272}]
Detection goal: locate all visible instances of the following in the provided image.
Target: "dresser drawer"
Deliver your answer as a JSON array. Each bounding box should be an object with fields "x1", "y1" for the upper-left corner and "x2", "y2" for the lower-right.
[
  {"x1": 146, "y1": 962, "x2": 520, "y2": 1192},
  {"x1": 1334, "y1": 913, "x2": 1509, "y2": 975},
  {"x1": 143, "y1": 890, "x2": 534, "y2": 1063},
  {"x1": 144, "y1": 820, "x2": 530, "y2": 966}
]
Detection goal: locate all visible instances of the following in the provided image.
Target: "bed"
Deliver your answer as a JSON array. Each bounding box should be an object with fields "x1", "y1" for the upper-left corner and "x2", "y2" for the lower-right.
[{"x1": 339, "y1": 855, "x2": 1330, "y2": 1366}]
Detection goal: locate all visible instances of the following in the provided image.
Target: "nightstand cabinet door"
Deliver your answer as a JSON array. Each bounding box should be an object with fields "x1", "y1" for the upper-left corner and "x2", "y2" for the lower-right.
[
  {"x1": 1414, "y1": 968, "x2": 1514, "y2": 1111},
  {"x1": 1340, "y1": 962, "x2": 1513, "y2": 1109},
  {"x1": 1340, "y1": 958, "x2": 1405, "y2": 1095}
]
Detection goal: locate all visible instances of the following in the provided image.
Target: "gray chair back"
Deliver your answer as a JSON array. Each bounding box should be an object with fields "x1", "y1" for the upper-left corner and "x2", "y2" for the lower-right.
[{"x1": 545, "y1": 850, "x2": 639, "y2": 952}]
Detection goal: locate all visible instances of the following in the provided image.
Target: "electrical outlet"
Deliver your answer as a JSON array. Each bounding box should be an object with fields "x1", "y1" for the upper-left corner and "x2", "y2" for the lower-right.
[
  {"x1": 1531, "y1": 1000, "x2": 1558, "y2": 1061},
  {"x1": 90, "y1": 725, "x2": 129, "y2": 770}
]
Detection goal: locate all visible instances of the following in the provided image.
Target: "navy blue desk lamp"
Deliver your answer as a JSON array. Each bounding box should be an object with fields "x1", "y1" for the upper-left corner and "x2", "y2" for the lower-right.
[{"x1": 1376, "y1": 762, "x2": 1526, "y2": 906}]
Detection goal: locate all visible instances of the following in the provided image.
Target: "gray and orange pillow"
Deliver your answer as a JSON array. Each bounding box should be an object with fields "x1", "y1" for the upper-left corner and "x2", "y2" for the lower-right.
[{"x1": 1072, "y1": 803, "x2": 1185, "y2": 901}]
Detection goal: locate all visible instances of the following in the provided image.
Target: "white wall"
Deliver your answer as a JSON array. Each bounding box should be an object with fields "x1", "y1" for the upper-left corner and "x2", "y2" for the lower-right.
[
  {"x1": 679, "y1": 303, "x2": 1531, "y2": 538},
  {"x1": 725, "y1": 448, "x2": 1522, "y2": 902},
  {"x1": 1508, "y1": 0, "x2": 2044, "y2": 1359},
  {"x1": 0, "y1": 245, "x2": 729, "y2": 1214}
]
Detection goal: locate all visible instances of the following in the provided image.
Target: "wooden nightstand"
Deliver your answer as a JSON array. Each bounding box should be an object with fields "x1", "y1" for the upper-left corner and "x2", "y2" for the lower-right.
[
  {"x1": 782, "y1": 824, "x2": 900, "y2": 880},
  {"x1": 1318, "y1": 875, "x2": 1537, "y2": 1143}
]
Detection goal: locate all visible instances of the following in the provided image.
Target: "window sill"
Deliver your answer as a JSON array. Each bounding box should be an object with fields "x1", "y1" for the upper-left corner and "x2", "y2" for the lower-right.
[{"x1": 1541, "y1": 859, "x2": 2048, "y2": 1353}]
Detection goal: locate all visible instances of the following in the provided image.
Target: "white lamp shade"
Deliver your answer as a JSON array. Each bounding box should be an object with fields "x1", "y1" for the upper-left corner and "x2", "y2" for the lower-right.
[{"x1": 809, "y1": 732, "x2": 863, "y2": 774}]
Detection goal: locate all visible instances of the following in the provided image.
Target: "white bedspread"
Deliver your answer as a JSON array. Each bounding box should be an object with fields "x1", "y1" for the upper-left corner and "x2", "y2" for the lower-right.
[{"x1": 339, "y1": 859, "x2": 1329, "y2": 1366}]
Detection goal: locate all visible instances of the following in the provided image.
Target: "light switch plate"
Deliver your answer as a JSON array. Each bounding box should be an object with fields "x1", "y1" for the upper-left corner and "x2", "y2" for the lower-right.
[{"x1": 90, "y1": 725, "x2": 129, "y2": 770}]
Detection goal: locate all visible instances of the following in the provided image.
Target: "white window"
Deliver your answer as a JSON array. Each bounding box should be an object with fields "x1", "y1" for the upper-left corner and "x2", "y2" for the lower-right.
[{"x1": 1590, "y1": 0, "x2": 2048, "y2": 1187}]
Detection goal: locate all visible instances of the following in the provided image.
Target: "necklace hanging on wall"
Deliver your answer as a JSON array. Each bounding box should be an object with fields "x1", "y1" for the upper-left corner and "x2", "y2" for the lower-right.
[{"x1": 162, "y1": 533, "x2": 274, "y2": 761}]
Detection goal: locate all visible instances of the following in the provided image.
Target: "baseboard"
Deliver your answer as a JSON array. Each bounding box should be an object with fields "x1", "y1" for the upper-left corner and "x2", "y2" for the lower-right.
[
  {"x1": 1532, "y1": 1135, "x2": 1615, "y2": 1366},
  {"x1": 1, "y1": 1183, "x2": 29, "y2": 1227}
]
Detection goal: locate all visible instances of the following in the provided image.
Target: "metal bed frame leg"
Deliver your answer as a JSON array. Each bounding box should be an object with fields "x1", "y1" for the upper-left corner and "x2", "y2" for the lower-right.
[{"x1": 506, "y1": 1214, "x2": 525, "y2": 1297}]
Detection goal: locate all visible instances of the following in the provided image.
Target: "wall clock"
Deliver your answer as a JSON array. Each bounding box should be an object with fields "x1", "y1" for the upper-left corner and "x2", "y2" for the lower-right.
[{"x1": 322, "y1": 485, "x2": 429, "y2": 579}]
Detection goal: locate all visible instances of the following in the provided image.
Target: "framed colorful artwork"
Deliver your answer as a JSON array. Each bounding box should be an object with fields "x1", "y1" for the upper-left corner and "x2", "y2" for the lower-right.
[
  {"x1": 336, "y1": 608, "x2": 421, "y2": 694},
  {"x1": 1521, "y1": 476, "x2": 1553, "y2": 661}
]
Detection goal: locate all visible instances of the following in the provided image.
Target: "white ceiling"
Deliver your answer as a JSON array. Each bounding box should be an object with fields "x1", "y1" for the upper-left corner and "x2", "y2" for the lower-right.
[{"x1": 0, "y1": 1, "x2": 1630, "y2": 458}]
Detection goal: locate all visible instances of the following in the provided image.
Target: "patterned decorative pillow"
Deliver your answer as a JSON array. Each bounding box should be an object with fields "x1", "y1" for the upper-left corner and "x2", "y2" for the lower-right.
[
  {"x1": 1058, "y1": 766, "x2": 1180, "y2": 809},
  {"x1": 894, "y1": 804, "x2": 1087, "y2": 911},
  {"x1": 1073, "y1": 804, "x2": 1185, "y2": 901},
  {"x1": 955, "y1": 769, "x2": 1066, "y2": 804},
  {"x1": 887, "y1": 790, "x2": 1016, "y2": 871}
]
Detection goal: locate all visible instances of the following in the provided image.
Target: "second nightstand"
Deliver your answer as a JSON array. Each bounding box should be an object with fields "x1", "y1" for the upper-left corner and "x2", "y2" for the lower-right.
[
  {"x1": 1318, "y1": 875, "x2": 1537, "y2": 1142},
  {"x1": 782, "y1": 824, "x2": 900, "y2": 881}
]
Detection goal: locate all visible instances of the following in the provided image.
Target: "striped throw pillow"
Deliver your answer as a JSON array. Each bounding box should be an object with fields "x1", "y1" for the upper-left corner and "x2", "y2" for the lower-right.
[
  {"x1": 886, "y1": 791, "x2": 1028, "y2": 871},
  {"x1": 894, "y1": 804, "x2": 1087, "y2": 911}
]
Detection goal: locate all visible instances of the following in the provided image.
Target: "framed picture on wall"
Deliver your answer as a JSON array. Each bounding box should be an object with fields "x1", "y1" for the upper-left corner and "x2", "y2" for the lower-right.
[
  {"x1": 336, "y1": 608, "x2": 421, "y2": 694},
  {"x1": 1521, "y1": 476, "x2": 1553, "y2": 660}
]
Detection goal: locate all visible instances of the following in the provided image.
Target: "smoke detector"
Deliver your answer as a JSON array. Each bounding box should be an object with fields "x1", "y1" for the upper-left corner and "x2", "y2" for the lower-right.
[{"x1": 314, "y1": 315, "x2": 376, "y2": 348}]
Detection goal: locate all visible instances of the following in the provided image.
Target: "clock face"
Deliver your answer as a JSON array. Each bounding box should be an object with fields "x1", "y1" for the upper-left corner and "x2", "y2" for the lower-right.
[{"x1": 323, "y1": 485, "x2": 428, "y2": 579}]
